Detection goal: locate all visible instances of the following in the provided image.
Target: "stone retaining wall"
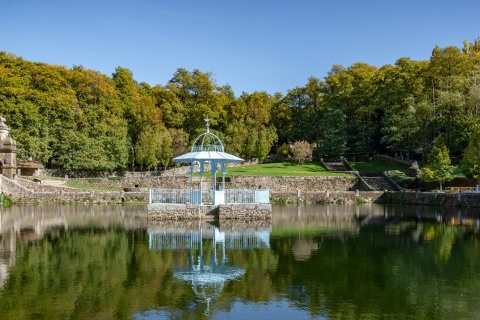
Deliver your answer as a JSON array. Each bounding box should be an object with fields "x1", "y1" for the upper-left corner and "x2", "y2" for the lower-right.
[
  {"x1": 272, "y1": 191, "x2": 384, "y2": 204},
  {"x1": 147, "y1": 204, "x2": 218, "y2": 220},
  {"x1": 3, "y1": 174, "x2": 363, "y2": 206},
  {"x1": 66, "y1": 176, "x2": 191, "y2": 190},
  {"x1": 3, "y1": 186, "x2": 148, "y2": 205},
  {"x1": 218, "y1": 204, "x2": 272, "y2": 220},
  {"x1": 378, "y1": 192, "x2": 480, "y2": 207},
  {"x1": 146, "y1": 203, "x2": 272, "y2": 220},
  {"x1": 229, "y1": 176, "x2": 358, "y2": 192},
  {"x1": 1, "y1": 175, "x2": 32, "y2": 200},
  {"x1": 60, "y1": 175, "x2": 359, "y2": 193},
  {"x1": 379, "y1": 191, "x2": 480, "y2": 207}
]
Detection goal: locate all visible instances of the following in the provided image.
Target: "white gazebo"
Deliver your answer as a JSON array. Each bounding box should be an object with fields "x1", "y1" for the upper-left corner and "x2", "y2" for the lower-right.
[
  {"x1": 172, "y1": 118, "x2": 243, "y2": 205},
  {"x1": 147, "y1": 118, "x2": 271, "y2": 219}
]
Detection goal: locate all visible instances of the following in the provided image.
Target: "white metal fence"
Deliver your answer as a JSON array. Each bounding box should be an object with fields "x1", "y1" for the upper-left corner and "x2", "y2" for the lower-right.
[
  {"x1": 149, "y1": 188, "x2": 269, "y2": 204},
  {"x1": 225, "y1": 189, "x2": 270, "y2": 204}
]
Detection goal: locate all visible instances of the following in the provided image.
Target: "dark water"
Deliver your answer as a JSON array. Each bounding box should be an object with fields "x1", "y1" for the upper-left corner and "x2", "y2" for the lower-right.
[{"x1": 1, "y1": 204, "x2": 480, "y2": 319}]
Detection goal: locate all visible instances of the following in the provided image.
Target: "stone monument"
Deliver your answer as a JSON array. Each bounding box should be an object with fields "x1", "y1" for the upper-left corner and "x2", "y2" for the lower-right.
[{"x1": 0, "y1": 116, "x2": 18, "y2": 179}]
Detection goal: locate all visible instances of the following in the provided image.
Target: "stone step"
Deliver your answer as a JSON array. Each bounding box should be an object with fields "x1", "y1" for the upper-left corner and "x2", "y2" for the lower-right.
[
  {"x1": 362, "y1": 177, "x2": 393, "y2": 191},
  {"x1": 324, "y1": 162, "x2": 349, "y2": 171}
]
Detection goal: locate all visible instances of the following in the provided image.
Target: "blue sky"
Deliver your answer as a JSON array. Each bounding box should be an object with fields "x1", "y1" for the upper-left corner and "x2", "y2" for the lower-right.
[{"x1": 1, "y1": 0, "x2": 479, "y2": 96}]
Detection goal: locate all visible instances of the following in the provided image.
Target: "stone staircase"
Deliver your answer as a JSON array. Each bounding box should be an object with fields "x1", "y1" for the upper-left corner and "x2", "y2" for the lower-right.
[
  {"x1": 361, "y1": 176, "x2": 395, "y2": 191},
  {"x1": 324, "y1": 162, "x2": 349, "y2": 172}
]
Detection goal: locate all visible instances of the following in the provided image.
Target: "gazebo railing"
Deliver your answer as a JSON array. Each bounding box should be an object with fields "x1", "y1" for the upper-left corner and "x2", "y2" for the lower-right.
[
  {"x1": 225, "y1": 189, "x2": 270, "y2": 204},
  {"x1": 149, "y1": 188, "x2": 269, "y2": 204}
]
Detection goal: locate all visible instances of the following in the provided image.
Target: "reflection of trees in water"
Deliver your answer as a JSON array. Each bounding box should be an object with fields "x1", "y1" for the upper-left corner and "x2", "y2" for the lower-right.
[
  {"x1": 270, "y1": 204, "x2": 480, "y2": 319},
  {"x1": 1, "y1": 204, "x2": 480, "y2": 319}
]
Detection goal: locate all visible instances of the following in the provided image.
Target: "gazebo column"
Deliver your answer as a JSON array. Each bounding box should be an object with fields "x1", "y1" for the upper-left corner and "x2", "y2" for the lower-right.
[
  {"x1": 189, "y1": 162, "x2": 195, "y2": 203},
  {"x1": 211, "y1": 161, "x2": 216, "y2": 204},
  {"x1": 199, "y1": 161, "x2": 205, "y2": 204},
  {"x1": 221, "y1": 163, "x2": 226, "y2": 190}
]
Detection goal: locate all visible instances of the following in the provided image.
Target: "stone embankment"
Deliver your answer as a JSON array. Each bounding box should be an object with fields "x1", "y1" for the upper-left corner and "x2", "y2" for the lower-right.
[
  {"x1": 379, "y1": 190, "x2": 480, "y2": 207},
  {"x1": 147, "y1": 204, "x2": 219, "y2": 220},
  {"x1": 0, "y1": 175, "x2": 147, "y2": 205},
  {"x1": 218, "y1": 204, "x2": 272, "y2": 220},
  {"x1": 147, "y1": 203, "x2": 272, "y2": 220},
  {"x1": 2, "y1": 173, "x2": 371, "y2": 205},
  {"x1": 7, "y1": 172, "x2": 480, "y2": 208}
]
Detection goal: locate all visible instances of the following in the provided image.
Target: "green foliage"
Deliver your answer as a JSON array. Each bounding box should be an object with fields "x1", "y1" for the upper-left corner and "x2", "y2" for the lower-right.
[
  {"x1": 2, "y1": 197, "x2": 12, "y2": 208},
  {"x1": 2, "y1": 37, "x2": 480, "y2": 173},
  {"x1": 461, "y1": 125, "x2": 480, "y2": 182},
  {"x1": 422, "y1": 134, "x2": 455, "y2": 190},
  {"x1": 276, "y1": 143, "x2": 291, "y2": 159}
]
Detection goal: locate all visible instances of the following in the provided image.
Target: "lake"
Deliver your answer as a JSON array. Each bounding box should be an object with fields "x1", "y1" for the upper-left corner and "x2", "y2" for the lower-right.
[{"x1": 1, "y1": 203, "x2": 480, "y2": 319}]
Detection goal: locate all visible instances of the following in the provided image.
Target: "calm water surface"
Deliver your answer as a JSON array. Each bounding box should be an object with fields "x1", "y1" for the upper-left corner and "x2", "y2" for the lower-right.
[{"x1": 1, "y1": 204, "x2": 480, "y2": 319}]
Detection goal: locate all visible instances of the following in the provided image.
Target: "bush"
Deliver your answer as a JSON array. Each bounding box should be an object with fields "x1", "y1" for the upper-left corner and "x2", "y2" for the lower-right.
[
  {"x1": 276, "y1": 143, "x2": 291, "y2": 160},
  {"x1": 291, "y1": 141, "x2": 313, "y2": 165}
]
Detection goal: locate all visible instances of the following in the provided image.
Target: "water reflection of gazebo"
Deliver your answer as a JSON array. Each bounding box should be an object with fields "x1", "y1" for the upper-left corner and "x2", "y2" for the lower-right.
[{"x1": 148, "y1": 224, "x2": 271, "y2": 315}]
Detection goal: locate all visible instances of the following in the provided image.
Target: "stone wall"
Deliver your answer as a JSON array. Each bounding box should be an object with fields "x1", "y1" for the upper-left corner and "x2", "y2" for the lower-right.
[
  {"x1": 66, "y1": 175, "x2": 191, "y2": 190},
  {"x1": 147, "y1": 203, "x2": 218, "y2": 220},
  {"x1": 63, "y1": 172, "x2": 357, "y2": 192},
  {"x1": 379, "y1": 191, "x2": 480, "y2": 207},
  {"x1": 4, "y1": 173, "x2": 363, "y2": 205},
  {"x1": 1, "y1": 174, "x2": 32, "y2": 200},
  {"x1": 147, "y1": 203, "x2": 272, "y2": 220},
  {"x1": 218, "y1": 203, "x2": 272, "y2": 220},
  {"x1": 1, "y1": 175, "x2": 148, "y2": 205},
  {"x1": 271, "y1": 191, "x2": 384, "y2": 204},
  {"x1": 229, "y1": 176, "x2": 358, "y2": 192}
]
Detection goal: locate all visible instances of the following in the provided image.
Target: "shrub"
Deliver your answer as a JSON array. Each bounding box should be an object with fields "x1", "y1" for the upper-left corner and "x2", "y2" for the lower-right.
[{"x1": 291, "y1": 140, "x2": 313, "y2": 165}]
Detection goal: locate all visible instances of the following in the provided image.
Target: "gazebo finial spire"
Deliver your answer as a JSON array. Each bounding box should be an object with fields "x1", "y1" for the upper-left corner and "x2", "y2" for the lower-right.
[{"x1": 204, "y1": 117, "x2": 210, "y2": 133}]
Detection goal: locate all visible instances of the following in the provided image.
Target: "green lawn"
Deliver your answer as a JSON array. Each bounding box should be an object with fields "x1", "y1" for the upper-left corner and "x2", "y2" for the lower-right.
[
  {"x1": 223, "y1": 161, "x2": 351, "y2": 176},
  {"x1": 349, "y1": 161, "x2": 411, "y2": 173}
]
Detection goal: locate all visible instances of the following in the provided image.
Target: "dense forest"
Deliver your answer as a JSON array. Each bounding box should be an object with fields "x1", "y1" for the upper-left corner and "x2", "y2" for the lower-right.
[{"x1": 1, "y1": 37, "x2": 480, "y2": 171}]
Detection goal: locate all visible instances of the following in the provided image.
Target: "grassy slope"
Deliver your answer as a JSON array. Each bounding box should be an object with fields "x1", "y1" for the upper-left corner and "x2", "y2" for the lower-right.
[
  {"x1": 349, "y1": 162, "x2": 410, "y2": 173},
  {"x1": 224, "y1": 161, "x2": 351, "y2": 177}
]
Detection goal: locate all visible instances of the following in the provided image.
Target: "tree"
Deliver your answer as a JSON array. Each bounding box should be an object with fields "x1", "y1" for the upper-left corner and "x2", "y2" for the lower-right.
[
  {"x1": 168, "y1": 128, "x2": 189, "y2": 158},
  {"x1": 422, "y1": 134, "x2": 454, "y2": 191},
  {"x1": 134, "y1": 125, "x2": 172, "y2": 171},
  {"x1": 291, "y1": 140, "x2": 313, "y2": 165},
  {"x1": 276, "y1": 143, "x2": 291, "y2": 160},
  {"x1": 461, "y1": 125, "x2": 480, "y2": 190}
]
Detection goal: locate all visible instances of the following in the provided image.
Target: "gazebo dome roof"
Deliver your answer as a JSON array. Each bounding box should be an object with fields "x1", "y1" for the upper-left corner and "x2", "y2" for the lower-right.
[
  {"x1": 173, "y1": 118, "x2": 243, "y2": 165},
  {"x1": 190, "y1": 119, "x2": 224, "y2": 152}
]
